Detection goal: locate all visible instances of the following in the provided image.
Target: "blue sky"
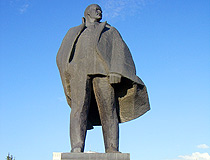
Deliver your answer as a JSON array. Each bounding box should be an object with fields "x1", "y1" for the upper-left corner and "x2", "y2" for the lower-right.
[{"x1": 0, "y1": 0, "x2": 210, "y2": 160}]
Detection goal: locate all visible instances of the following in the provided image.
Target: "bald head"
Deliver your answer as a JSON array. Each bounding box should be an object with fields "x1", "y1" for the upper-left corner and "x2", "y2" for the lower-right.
[{"x1": 84, "y1": 4, "x2": 102, "y2": 23}]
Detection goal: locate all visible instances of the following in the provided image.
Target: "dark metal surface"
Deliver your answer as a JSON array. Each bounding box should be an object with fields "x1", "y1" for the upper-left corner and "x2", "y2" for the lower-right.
[{"x1": 56, "y1": 4, "x2": 150, "y2": 153}]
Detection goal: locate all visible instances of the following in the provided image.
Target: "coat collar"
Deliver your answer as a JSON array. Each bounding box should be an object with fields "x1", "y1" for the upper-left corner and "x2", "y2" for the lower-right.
[
  {"x1": 95, "y1": 21, "x2": 107, "y2": 44},
  {"x1": 68, "y1": 21, "x2": 107, "y2": 63},
  {"x1": 78, "y1": 21, "x2": 107, "y2": 44}
]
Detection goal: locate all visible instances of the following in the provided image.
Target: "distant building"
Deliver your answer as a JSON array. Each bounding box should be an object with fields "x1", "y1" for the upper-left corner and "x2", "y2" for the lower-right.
[{"x1": 53, "y1": 152, "x2": 61, "y2": 160}]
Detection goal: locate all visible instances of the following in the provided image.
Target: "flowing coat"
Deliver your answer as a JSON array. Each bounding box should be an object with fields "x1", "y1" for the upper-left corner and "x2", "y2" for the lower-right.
[{"x1": 56, "y1": 21, "x2": 150, "y2": 129}]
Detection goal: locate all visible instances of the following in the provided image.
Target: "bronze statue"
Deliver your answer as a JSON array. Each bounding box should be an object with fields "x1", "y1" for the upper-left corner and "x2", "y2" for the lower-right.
[{"x1": 56, "y1": 4, "x2": 150, "y2": 153}]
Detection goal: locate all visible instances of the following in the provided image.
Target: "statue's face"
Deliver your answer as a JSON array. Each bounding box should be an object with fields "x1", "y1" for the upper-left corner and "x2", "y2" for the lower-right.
[{"x1": 88, "y1": 5, "x2": 102, "y2": 22}]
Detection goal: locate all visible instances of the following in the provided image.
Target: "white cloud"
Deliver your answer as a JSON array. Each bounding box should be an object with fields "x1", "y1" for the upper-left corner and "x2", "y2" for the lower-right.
[
  {"x1": 102, "y1": 0, "x2": 152, "y2": 19},
  {"x1": 19, "y1": 4, "x2": 29, "y2": 14},
  {"x1": 197, "y1": 144, "x2": 210, "y2": 149},
  {"x1": 178, "y1": 152, "x2": 210, "y2": 160},
  {"x1": 9, "y1": 0, "x2": 30, "y2": 14}
]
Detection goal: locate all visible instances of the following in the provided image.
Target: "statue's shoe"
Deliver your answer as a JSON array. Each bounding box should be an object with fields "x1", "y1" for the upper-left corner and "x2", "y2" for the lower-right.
[
  {"x1": 71, "y1": 147, "x2": 82, "y2": 153},
  {"x1": 106, "y1": 148, "x2": 121, "y2": 153}
]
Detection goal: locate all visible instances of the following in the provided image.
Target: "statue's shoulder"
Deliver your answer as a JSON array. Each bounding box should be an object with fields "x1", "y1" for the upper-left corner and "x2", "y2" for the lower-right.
[
  {"x1": 103, "y1": 24, "x2": 121, "y2": 38},
  {"x1": 104, "y1": 22, "x2": 113, "y2": 29},
  {"x1": 104, "y1": 22, "x2": 117, "y2": 32},
  {"x1": 104, "y1": 23, "x2": 119, "y2": 33},
  {"x1": 66, "y1": 23, "x2": 85, "y2": 34}
]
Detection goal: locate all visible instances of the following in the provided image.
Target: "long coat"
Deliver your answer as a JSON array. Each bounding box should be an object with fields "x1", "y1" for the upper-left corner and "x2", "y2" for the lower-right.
[{"x1": 56, "y1": 21, "x2": 150, "y2": 129}]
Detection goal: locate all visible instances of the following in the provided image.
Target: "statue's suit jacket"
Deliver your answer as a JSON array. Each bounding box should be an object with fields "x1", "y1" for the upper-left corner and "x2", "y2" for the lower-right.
[{"x1": 56, "y1": 21, "x2": 150, "y2": 129}]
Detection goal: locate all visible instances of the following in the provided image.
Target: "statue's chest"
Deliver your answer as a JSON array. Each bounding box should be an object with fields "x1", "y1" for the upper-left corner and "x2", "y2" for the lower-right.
[{"x1": 74, "y1": 27, "x2": 97, "y2": 60}]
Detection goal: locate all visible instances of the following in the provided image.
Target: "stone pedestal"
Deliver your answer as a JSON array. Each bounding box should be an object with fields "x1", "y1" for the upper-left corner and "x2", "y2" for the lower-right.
[{"x1": 53, "y1": 152, "x2": 130, "y2": 160}]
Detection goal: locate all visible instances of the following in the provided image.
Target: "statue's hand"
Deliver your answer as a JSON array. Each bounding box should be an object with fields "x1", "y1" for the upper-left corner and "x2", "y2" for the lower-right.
[{"x1": 109, "y1": 73, "x2": 121, "y2": 84}]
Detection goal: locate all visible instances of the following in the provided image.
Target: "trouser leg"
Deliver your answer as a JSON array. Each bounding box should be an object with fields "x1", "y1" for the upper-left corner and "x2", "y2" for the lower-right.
[
  {"x1": 70, "y1": 77, "x2": 91, "y2": 152},
  {"x1": 92, "y1": 77, "x2": 119, "y2": 153}
]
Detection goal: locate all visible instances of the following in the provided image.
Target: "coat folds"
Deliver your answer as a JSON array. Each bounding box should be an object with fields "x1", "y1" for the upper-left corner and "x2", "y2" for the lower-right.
[{"x1": 57, "y1": 21, "x2": 150, "y2": 129}]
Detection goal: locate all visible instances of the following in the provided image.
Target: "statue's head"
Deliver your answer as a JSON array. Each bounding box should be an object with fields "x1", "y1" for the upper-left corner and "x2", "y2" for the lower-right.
[{"x1": 84, "y1": 4, "x2": 102, "y2": 23}]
